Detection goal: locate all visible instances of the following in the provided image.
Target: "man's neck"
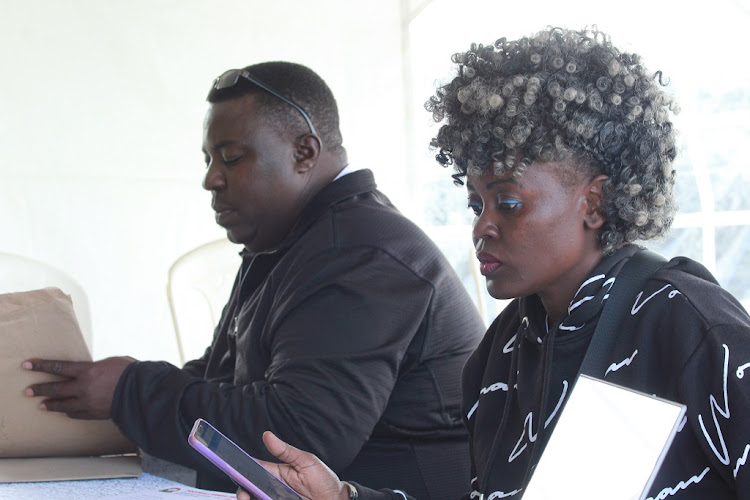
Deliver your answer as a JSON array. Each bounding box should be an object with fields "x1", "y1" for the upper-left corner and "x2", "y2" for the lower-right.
[{"x1": 333, "y1": 164, "x2": 364, "y2": 181}]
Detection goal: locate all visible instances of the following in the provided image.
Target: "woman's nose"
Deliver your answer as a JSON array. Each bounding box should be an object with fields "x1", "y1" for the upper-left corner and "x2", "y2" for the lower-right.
[{"x1": 472, "y1": 211, "x2": 500, "y2": 243}]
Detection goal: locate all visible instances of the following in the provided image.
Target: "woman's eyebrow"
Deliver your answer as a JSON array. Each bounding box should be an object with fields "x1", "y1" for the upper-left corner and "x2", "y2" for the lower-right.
[{"x1": 486, "y1": 178, "x2": 522, "y2": 189}]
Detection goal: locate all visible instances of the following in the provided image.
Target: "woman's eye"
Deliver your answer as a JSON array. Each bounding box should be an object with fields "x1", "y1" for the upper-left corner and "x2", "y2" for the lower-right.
[
  {"x1": 467, "y1": 201, "x2": 482, "y2": 216},
  {"x1": 498, "y1": 199, "x2": 521, "y2": 212}
]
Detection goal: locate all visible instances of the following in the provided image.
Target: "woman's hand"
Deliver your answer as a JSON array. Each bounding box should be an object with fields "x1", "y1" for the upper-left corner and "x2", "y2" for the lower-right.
[{"x1": 236, "y1": 431, "x2": 350, "y2": 500}]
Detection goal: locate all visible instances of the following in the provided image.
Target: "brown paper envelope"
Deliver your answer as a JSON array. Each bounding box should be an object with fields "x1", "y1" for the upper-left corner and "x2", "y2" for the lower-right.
[{"x1": 0, "y1": 287, "x2": 138, "y2": 480}]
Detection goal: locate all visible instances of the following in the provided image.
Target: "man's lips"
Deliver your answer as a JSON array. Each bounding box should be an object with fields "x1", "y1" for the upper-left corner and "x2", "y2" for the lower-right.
[
  {"x1": 476, "y1": 252, "x2": 501, "y2": 275},
  {"x1": 212, "y1": 204, "x2": 237, "y2": 225}
]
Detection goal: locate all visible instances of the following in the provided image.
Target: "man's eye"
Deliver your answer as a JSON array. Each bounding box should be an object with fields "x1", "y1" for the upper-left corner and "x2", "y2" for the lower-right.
[
  {"x1": 223, "y1": 156, "x2": 242, "y2": 166},
  {"x1": 467, "y1": 201, "x2": 482, "y2": 216}
]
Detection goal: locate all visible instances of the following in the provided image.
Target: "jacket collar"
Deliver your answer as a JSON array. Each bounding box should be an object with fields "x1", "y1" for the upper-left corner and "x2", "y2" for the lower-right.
[
  {"x1": 240, "y1": 169, "x2": 377, "y2": 259},
  {"x1": 518, "y1": 244, "x2": 642, "y2": 344}
]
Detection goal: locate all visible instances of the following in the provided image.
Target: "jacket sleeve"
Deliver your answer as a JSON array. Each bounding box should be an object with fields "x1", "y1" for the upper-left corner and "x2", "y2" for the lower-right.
[
  {"x1": 678, "y1": 318, "x2": 750, "y2": 497},
  {"x1": 352, "y1": 483, "x2": 416, "y2": 500},
  {"x1": 110, "y1": 248, "x2": 436, "y2": 477},
  {"x1": 180, "y1": 347, "x2": 209, "y2": 377}
]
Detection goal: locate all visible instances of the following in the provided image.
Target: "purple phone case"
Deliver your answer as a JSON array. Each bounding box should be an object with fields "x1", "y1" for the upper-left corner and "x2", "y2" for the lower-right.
[{"x1": 188, "y1": 418, "x2": 301, "y2": 500}]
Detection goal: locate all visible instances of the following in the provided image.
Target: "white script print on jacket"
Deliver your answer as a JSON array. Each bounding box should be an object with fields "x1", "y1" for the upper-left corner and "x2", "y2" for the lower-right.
[{"x1": 461, "y1": 245, "x2": 750, "y2": 500}]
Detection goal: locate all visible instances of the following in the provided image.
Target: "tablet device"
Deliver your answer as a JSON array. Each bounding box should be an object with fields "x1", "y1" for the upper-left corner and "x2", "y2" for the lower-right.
[{"x1": 523, "y1": 374, "x2": 687, "y2": 500}]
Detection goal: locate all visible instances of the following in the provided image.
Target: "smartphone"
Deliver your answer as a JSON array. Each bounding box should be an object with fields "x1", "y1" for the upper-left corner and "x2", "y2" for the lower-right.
[{"x1": 188, "y1": 418, "x2": 302, "y2": 500}]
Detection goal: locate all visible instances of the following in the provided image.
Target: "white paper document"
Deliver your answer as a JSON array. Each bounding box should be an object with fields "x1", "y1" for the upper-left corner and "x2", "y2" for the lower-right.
[{"x1": 523, "y1": 374, "x2": 686, "y2": 500}]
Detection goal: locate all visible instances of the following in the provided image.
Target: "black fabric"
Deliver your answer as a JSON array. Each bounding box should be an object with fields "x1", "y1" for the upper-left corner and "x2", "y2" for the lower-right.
[
  {"x1": 350, "y1": 245, "x2": 750, "y2": 500},
  {"x1": 459, "y1": 245, "x2": 750, "y2": 499},
  {"x1": 579, "y1": 249, "x2": 667, "y2": 378},
  {"x1": 110, "y1": 169, "x2": 485, "y2": 498}
]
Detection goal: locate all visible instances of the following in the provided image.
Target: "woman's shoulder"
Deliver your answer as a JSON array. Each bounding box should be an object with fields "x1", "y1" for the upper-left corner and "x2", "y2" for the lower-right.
[{"x1": 649, "y1": 255, "x2": 749, "y2": 328}]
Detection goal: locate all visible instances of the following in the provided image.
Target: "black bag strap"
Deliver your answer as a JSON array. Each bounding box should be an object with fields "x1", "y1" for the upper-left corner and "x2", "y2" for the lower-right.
[{"x1": 578, "y1": 249, "x2": 668, "y2": 378}]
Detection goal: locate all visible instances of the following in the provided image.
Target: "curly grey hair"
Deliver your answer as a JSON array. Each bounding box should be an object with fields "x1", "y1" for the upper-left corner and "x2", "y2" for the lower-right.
[{"x1": 426, "y1": 26, "x2": 679, "y2": 253}]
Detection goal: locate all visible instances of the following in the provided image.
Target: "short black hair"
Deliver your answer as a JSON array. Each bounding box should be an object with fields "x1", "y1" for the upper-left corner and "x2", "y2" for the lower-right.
[{"x1": 207, "y1": 61, "x2": 344, "y2": 154}]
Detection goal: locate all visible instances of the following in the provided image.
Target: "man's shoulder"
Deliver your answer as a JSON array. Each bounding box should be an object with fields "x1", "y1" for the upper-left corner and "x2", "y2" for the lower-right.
[{"x1": 317, "y1": 189, "x2": 444, "y2": 259}]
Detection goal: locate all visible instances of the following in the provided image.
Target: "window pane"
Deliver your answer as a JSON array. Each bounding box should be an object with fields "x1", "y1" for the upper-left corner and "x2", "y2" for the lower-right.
[
  {"x1": 705, "y1": 117, "x2": 750, "y2": 212},
  {"x1": 648, "y1": 227, "x2": 703, "y2": 262},
  {"x1": 716, "y1": 225, "x2": 750, "y2": 304},
  {"x1": 671, "y1": 155, "x2": 700, "y2": 213},
  {"x1": 424, "y1": 176, "x2": 472, "y2": 227}
]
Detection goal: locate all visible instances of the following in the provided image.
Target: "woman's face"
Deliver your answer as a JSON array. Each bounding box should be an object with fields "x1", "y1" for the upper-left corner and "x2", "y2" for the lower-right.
[{"x1": 467, "y1": 161, "x2": 606, "y2": 319}]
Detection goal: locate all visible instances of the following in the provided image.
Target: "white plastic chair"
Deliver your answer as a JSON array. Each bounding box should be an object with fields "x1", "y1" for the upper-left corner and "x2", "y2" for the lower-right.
[
  {"x1": 166, "y1": 239, "x2": 243, "y2": 365},
  {"x1": 0, "y1": 252, "x2": 93, "y2": 351}
]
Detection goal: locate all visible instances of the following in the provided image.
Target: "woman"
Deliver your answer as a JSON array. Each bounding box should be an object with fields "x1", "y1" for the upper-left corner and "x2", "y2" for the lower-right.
[{"x1": 239, "y1": 26, "x2": 750, "y2": 499}]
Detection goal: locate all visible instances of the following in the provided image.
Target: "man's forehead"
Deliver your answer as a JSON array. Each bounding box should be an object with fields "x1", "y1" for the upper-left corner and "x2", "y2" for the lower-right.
[
  {"x1": 206, "y1": 94, "x2": 261, "y2": 120},
  {"x1": 203, "y1": 96, "x2": 264, "y2": 134}
]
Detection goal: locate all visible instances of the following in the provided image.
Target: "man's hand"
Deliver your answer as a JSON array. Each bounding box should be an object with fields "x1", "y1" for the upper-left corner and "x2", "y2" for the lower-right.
[
  {"x1": 23, "y1": 356, "x2": 135, "y2": 419},
  {"x1": 236, "y1": 431, "x2": 350, "y2": 500}
]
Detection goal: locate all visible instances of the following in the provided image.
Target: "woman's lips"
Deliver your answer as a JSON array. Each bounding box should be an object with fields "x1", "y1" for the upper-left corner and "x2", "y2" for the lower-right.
[{"x1": 476, "y1": 252, "x2": 501, "y2": 276}]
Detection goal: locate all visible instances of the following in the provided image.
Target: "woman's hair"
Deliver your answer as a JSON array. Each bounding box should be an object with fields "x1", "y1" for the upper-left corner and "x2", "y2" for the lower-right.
[{"x1": 426, "y1": 26, "x2": 679, "y2": 253}]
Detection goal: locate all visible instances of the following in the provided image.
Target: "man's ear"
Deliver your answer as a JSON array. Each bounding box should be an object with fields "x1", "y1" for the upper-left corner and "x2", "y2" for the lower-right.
[
  {"x1": 583, "y1": 174, "x2": 608, "y2": 230},
  {"x1": 293, "y1": 134, "x2": 322, "y2": 173}
]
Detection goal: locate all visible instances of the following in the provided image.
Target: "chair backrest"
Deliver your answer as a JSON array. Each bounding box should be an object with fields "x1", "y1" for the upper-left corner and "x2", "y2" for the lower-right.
[
  {"x1": 167, "y1": 238, "x2": 243, "y2": 365},
  {"x1": 0, "y1": 252, "x2": 93, "y2": 351}
]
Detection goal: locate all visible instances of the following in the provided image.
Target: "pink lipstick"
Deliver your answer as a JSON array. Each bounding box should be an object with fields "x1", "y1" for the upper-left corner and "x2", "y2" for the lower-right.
[{"x1": 476, "y1": 252, "x2": 501, "y2": 275}]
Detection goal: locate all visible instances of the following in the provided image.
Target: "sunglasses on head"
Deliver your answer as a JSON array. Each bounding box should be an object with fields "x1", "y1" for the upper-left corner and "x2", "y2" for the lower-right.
[{"x1": 212, "y1": 69, "x2": 318, "y2": 136}]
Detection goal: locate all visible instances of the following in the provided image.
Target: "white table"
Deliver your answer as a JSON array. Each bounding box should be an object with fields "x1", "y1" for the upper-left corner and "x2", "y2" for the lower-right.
[{"x1": 0, "y1": 472, "x2": 189, "y2": 500}]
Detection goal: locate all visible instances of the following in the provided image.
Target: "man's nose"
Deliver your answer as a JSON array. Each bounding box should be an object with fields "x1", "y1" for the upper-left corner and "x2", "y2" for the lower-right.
[{"x1": 202, "y1": 163, "x2": 225, "y2": 191}]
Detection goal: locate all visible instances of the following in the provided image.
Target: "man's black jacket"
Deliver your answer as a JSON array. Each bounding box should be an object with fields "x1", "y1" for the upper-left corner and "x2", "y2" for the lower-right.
[{"x1": 111, "y1": 169, "x2": 485, "y2": 499}]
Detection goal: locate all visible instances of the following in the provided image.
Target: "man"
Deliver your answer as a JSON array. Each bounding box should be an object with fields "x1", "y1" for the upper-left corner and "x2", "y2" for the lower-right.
[{"x1": 24, "y1": 61, "x2": 485, "y2": 499}]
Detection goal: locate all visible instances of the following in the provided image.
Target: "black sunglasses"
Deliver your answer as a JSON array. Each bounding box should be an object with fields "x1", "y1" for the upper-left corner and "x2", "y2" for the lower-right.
[{"x1": 212, "y1": 69, "x2": 318, "y2": 136}]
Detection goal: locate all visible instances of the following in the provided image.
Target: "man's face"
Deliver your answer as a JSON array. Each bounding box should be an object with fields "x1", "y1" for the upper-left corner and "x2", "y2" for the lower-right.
[
  {"x1": 202, "y1": 95, "x2": 308, "y2": 253},
  {"x1": 468, "y1": 161, "x2": 602, "y2": 318}
]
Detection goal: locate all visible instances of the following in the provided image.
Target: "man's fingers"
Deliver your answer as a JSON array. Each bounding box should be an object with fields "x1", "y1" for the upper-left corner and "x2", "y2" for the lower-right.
[
  {"x1": 23, "y1": 359, "x2": 89, "y2": 377},
  {"x1": 62, "y1": 410, "x2": 94, "y2": 420},
  {"x1": 262, "y1": 431, "x2": 318, "y2": 470},
  {"x1": 262, "y1": 431, "x2": 295, "y2": 461},
  {"x1": 36, "y1": 396, "x2": 83, "y2": 415},
  {"x1": 26, "y1": 380, "x2": 73, "y2": 398},
  {"x1": 23, "y1": 359, "x2": 88, "y2": 397}
]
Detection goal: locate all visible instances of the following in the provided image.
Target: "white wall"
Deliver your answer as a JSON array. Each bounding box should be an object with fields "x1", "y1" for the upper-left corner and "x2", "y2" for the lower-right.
[{"x1": 0, "y1": 0, "x2": 407, "y2": 363}]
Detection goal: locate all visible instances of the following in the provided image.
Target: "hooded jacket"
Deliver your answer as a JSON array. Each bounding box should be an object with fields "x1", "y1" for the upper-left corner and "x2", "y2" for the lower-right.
[{"x1": 462, "y1": 245, "x2": 750, "y2": 499}]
